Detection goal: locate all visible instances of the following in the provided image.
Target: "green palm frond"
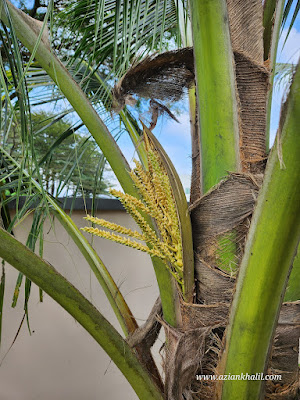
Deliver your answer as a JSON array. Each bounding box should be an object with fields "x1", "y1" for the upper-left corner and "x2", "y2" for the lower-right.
[
  {"x1": 12, "y1": 206, "x2": 47, "y2": 334},
  {"x1": 17, "y1": 60, "x2": 147, "y2": 164},
  {"x1": 57, "y1": 0, "x2": 182, "y2": 78},
  {"x1": 0, "y1": 0, "x2": 183, "y2": 328},
  {"x1": 0, "y1": 146, "x2": 50, "y2": 227},
  {"x1": 274, "y1": 62, "x2": 296, "y2": 90},
  {"x1": 0, "y1": 261, "x2": 4, "y2": 346},
  {"x1": 0, "y1": 144, "x2": 50, "y2": 330},
  {"x1": 0, "y1": 145, "x2": 139, "y2": 338},
  {"x1": 281, "y1": 0, "x2": 300, "y2": 42}
]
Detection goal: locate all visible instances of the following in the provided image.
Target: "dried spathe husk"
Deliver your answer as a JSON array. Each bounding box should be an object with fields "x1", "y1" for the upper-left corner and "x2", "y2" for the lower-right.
[{"x1": 111, "y1": 48, "x2": 195, "y2": 112}]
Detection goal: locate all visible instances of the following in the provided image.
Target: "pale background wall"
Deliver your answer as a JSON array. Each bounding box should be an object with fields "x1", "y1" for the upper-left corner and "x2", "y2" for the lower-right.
[{"x1": 0, "y1": 209, "x2": 163, "y2": 400}]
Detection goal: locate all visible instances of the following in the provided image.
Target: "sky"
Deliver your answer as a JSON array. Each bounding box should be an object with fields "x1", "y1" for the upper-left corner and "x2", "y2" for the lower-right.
[
  {"x1": 113, "y1": 14, "x2": 300, "y2": 195},
  {"x1": 115, "y1": 104, "x2": 192, "y2": 194},
  {"x1": 27, "y1": 4, "x2": 300, "y2": 196},
  {"x1": 269, "y1": 24, "x2": 300, "y2": 144}
]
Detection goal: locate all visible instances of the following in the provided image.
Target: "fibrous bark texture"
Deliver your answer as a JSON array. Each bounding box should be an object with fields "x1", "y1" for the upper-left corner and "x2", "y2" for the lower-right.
[
  {"x1": 188, "y1": 174, "x2": 299, "y2": 399},
  {"x1": 163, "y1": 315, "x2": 210, "y2": 400},
  {"x1": 265, "y1": 302, "x2": 300, "y2": 399},
  {"x1": 159, "y1": 174, "x2": 260, "y2": 399},
  {"x1": 226, "y1": 0, "x2": 264, "y2": 63},
  {"x1": 189, "y1": 88, "x2": 201, "y2": 204},
  {"x1": 234, "y1": 52, "x2": 269, "y2": 173},
  {"x1": 188, "y1": 173, "x2": 260, "y2": 399},
  {"x1": 227, "y1": 0, "x2": 269, "y2": 174},
  {"x1": 111, "y1": 43, "x2": 270, "y2": 177},
  {"x1": 111, "y1": 48, "x2": 195, "y2": 112},
  {"x1": 110, "y1": 2, "x2": 299, "y2": 396}
]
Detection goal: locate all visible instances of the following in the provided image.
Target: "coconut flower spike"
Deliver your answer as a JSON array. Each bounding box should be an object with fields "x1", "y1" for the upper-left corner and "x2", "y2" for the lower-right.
[{"x1": 82, "y1": 132, "x2": 184, "y2": 289}]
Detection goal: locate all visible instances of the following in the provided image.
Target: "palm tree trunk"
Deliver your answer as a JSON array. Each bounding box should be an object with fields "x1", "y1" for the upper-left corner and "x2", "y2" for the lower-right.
[{"x1": 163, "y1": 1, "x2": 300, "y2": 399}]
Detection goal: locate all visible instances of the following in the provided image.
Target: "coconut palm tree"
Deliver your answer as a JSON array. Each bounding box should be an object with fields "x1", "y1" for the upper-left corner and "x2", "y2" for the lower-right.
[{"x1": 0, "y1": 1, "x2": 299, "y2": 399}]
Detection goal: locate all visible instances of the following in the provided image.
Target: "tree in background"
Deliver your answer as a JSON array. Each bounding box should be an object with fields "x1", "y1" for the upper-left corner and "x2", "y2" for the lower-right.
[
  {"x1": 2, "y1": 111, "x2": 109, "y2": 196},
  {"x1": 30, "y1": 112, "x2": 109, "y2": 196}
]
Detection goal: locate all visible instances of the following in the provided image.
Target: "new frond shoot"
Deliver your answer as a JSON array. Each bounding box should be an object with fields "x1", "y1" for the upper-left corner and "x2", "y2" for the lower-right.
[{"x1": 82, "y1": 133, "x2": 184, "y2": 289}]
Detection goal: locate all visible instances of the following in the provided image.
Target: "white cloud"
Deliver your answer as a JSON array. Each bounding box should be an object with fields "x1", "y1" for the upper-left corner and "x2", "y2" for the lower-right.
[{"x1": 278, "y1": 27, "x2": 300, "y2": 64}]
